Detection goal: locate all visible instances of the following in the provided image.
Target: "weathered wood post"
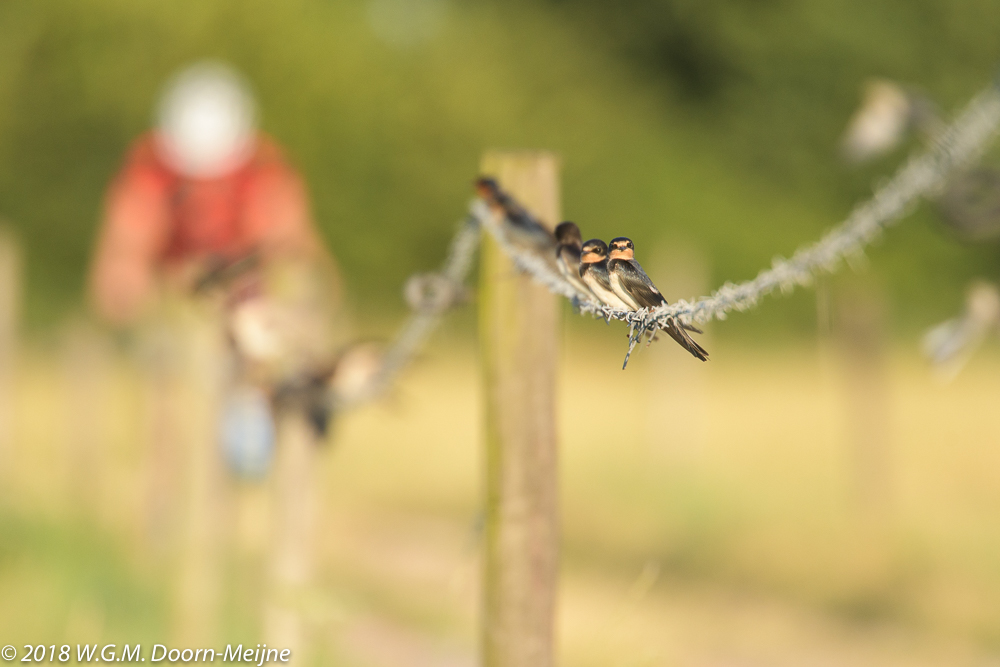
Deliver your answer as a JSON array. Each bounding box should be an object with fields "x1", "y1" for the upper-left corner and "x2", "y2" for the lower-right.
[
  {"x1": 264, "y1": 409, "x2": 320, "y2": 665},
  {"x1": 479, "y1": 151, "x2": 560, "y2": 667},
  {"x1": 61, "y1": 319, "x2": 111, "y2": 516},
  {"x1": 173, "y1": 307, "x2": 226, "y2": 647},
  {"x1": 141, "y1": 320, "x2": 184, "y2": 558},
  {"x1": 836, "y1": 282, "x2": 891, "y2": 515},
  {"x1": 0, "y1": 228, "x2": 19, "y2": 481}
]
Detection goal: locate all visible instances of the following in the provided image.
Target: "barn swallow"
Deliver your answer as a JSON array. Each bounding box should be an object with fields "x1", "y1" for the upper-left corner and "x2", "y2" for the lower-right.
[
  {"x1": 606, "y1": 236, "x2": 708, "y2": 361},
  {"x1": 841, "y1": 79, "x2": 942, "y2": 163},
  {"x1": 554, "y1": 221, "x2": 598, "y2": 300},
  {"x1": 475, "y1": 177, "x2": 559, "y2": 271},
  {"x1": 579, "y1": 239, "x2": 632, "y2": 311},
  {"x1": 922, "y1": 280, "x2": 1000, "y2": 380}
]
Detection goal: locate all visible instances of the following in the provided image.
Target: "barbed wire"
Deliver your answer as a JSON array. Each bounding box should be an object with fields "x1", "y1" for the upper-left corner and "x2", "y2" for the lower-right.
[
  {"x1": 474, "y1": 82, "x2": 1000, "y2": 366},
  {"x1": 331, "y1": 214, "x2": 481, "y2": 410},
  {"x1": 338, "y1": 79, "x2": 1000, "y2": 402}
]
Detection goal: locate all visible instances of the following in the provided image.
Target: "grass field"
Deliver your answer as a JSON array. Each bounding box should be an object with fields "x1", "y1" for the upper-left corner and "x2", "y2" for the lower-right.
[{"x1": 4, "y1": 324, "x2": 1000, "y2": 666}]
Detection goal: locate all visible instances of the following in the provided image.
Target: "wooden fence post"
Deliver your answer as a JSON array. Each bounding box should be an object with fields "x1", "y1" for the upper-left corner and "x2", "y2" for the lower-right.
[
  {"x1": 479, "y1": 151, "x2": 560, "y2": 667},
  {"x1": 61, "y1": 320, "x2": 111, "y2": 517},
  {"x1": 836, "y1": 283, "x2": 891, "y2": 515},
  {"x1": 141, "y1": 321, "x2": 184, "y2": 558},
  {"x1": 264, "y1": 409, "x2": 320, "y2": 664},
  {"x1": 173, "y1": 308, "x2": 226, "y2": 647}
]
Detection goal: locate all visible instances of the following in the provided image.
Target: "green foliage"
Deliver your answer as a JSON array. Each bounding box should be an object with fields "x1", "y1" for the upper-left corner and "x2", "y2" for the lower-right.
[
  {"x1": 0, "y1": 510, "x2": 166, "y2": 644},
  {"x1": 0, "y1": 0, "x2": 997, "y2": 335}
]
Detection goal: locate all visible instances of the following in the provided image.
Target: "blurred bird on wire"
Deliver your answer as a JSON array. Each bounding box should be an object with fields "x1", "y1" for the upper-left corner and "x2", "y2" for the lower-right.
[
  {"x1": 841, "y1": 79, "x2": 942, "y2": 163},
  {"x1": 922, "y1": 280, "x2": 1000, "y2": 381},
  {"x1": 841, "y1": 78, "x2": 1000, "y2": 372},
  {"x1": 475, "y1": 177, "x2": 560, "y2": 274},
  {"x1": 554, "y1": 221, "x2": 598, "y2": 302},
  {"x1": 841, "y1": 77, "x2": 1000, "y2": 243}
]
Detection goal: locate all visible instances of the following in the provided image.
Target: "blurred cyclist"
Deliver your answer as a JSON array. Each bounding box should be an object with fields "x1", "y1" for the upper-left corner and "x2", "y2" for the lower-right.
[
  {"x1": 91, "y1": 61, "x2": 337, "y2": 323},
  {"x1": 90, "y1": 62, "x2": 343, "y2": 467}
]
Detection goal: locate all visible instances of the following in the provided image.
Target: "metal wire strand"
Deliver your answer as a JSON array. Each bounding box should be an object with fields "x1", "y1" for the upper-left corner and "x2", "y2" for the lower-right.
[
  {"x1": 341, "y1": 79, "x2": 1000, "y2": 401},
  {"x1": 331, "y1": 214, "x2": 482, "y2": 409},
  {"x1": 473, "y1": 83, "x2": 1000, "y2": 366}
]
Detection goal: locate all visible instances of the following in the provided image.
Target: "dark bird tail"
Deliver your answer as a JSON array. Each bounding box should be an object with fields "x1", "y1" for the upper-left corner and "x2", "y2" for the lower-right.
[{"x1": 663, "y1": 320, "x2": 709, "y2": 361}]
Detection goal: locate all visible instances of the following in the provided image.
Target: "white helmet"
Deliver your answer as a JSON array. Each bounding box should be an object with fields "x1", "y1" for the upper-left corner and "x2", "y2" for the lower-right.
[{"x1": 154, "y1": 61, "x2": 257, "y2": 179}]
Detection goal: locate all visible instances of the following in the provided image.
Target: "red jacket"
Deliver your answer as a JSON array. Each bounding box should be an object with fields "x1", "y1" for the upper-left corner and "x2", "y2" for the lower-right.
[{"x1": 91, "y1": 132, "x2": 323, "y2": 322}]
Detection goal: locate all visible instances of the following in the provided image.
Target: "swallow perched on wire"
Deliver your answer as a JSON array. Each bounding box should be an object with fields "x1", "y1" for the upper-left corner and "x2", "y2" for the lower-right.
[
  {"x1": 606, "y1": 236, "x2": 708, "y2": 361},
  {"x1": 922, "y1": 280, "x2": 1000, "y2": 380},
  {"x1": 475, "y1": 177, "x2": 559, "y2": 271},
  {"x1": 579, "y1": 239, "x2": 632, "y2": 311},
  {"x1": 554, "y1": 221, "x2": 598, "y2": 300},
  {"x1": 840, "y1": 79, "x2": 942, "y2": 164}
]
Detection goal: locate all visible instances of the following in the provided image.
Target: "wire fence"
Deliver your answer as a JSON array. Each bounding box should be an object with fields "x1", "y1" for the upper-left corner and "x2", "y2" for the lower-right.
[
  {"x1": 476, "y1": 81, "x2": 1000, "y2": 366},
  {"x1": 339, "y1": 78, "x2": 1000, "y2": 402},
  {"x1": 331, "y1": 213, "x2": 482, "y2": 410}
]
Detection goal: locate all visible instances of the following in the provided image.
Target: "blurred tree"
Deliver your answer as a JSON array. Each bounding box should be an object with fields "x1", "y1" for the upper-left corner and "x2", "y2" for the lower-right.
[{"x1": 542, "y1": 0, "x2": 748, "y2": 100}]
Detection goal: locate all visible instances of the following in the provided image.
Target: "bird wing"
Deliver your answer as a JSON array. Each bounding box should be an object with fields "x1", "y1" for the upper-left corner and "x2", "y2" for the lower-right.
[
  {"x1": 613, "y1": 260, "x2": 708, "y2": 359},
  {"x1": 612, "y1": 260, "x2": 666, "y2": 309},
  {"x1": 582, "y1": 262, "x2": 631, "y2": 309},
  {"x1": 587, "y1": 262, "x2": 615, "y2": 292},
  {"x1": 490, "y1": 189, "x2": 552, "y2": 239},
  {"x1": 479, "y1": 179, "x2": 556, "y2": 249}
]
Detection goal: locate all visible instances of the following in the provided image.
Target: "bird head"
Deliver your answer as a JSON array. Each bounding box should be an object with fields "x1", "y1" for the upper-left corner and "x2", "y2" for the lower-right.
[
  {"x1": 475, "y1": 177, "x2": 502, "y2": 205},
  {"x1": 608, "y1": 237, "x2": 635, "y2": 260},
  {"x1": 580, "y1": 239, "x2": 608, "y2": 264},
  {"x1": 555, "y1": 221, "x2": 583, "y2": 247},
  {"x1": 841, "y1": 79, "x2": 914, "y2": 163}
]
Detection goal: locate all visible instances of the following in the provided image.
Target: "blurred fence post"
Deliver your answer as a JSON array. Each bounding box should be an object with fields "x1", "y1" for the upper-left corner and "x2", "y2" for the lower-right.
[
  {"x1": 836, "y1": 283, "x2": 891, "y2": 514},
  {"x1": 61, "y1": 320, "x2": 111, "y2": 517},
  {"x1": 0, "y1": 228, "x2": 19, "y2": 482},
  {"x1": 173, "y1": 308, "x2": 226, "y2": 646},
  {"x1": 141, "y1": 323, "x2": 184, "y2": 557},
  {"x1": 479, "y1": 151, "x2": 559, "y2": 667},
  {"x1": 264, "y1": 408, "x2": 320, "y2": 664}
]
